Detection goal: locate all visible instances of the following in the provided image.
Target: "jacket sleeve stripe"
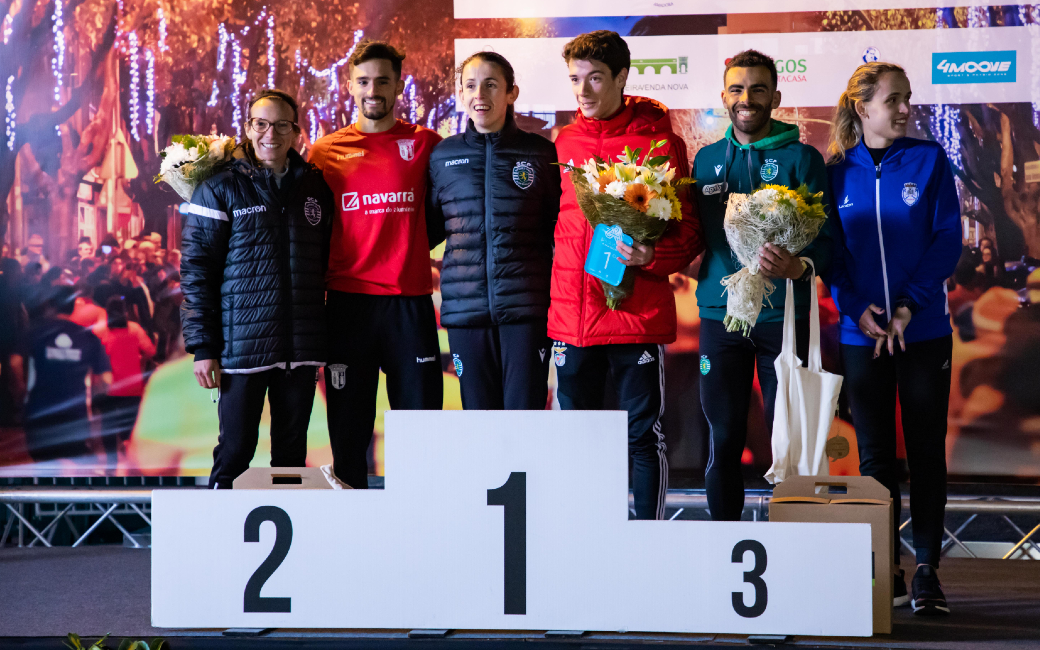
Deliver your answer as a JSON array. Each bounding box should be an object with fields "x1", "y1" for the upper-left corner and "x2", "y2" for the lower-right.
[{"x1": 187, "y1": 203, "x2": 229, "y2": 221}]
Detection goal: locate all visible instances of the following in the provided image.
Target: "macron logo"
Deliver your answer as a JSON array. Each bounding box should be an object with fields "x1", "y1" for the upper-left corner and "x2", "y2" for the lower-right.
[
  {"x1": 445, "y1": 158, "x2": 470, "y2": 167},
  {"x1": 839, "y1": 195, "x2": 853, "y2": 209},
  {"x1": 233, "y1": 205, "x2": 267, "y2": 217}
]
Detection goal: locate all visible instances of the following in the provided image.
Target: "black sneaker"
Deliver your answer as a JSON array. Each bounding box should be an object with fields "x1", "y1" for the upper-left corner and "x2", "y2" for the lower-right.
[
  {"x1": 893, "y1": 569, "x2": 909, "y2": 607},
  {"x1": 911, "y1": 565, "x2": 950, "y2": 615}
]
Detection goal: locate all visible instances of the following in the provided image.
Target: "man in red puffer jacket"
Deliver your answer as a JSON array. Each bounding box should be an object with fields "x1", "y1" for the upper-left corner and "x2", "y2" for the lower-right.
[{"x1": 549, "y1": 30, "x2": 703, "y2": 520}]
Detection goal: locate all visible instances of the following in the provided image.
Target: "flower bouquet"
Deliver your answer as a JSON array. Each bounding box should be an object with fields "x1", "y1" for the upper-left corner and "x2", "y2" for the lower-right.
[
  {"x1": 153, "y1": 134, "x2": 237, "y2": 201},
  {"x1": 558, "y1": 140, "x2": 692, "y2": 309},
  {"x1": 721, "y1": 184, "x2": 828, "y2": 335}
]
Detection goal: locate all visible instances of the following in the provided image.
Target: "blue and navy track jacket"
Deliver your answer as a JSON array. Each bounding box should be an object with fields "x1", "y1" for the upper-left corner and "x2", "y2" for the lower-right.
[{"x1": 827, "y1": 138, "x2": 962, "y2": 347}]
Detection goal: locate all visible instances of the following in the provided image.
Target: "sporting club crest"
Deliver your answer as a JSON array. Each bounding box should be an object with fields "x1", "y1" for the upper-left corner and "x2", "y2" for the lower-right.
[
  {"x1": 512, "y1": 161, "x2": 534, "y2": 189},
  {"x1": 397, "y1": 139, "x2": 416, "y2": 161},
  {"x1": 304, "y1": 197, "x2": 322, "y2": 226},
  {"x1": 902, "y1": 182, "x2": 920, "y2": 206},
  {"x1": 329, "y1": 364, "x2": 347, "y2": 389},
  {"x1": 760, "y1": 159, "x2": 779, "y2": 182}
]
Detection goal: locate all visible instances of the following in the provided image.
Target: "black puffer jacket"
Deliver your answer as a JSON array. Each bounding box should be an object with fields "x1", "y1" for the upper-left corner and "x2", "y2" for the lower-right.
[
  {"x1": 180, "y1": 145, "x2": 334, "y2": 372},
  {"x1": 427, "y1": 117, "x2": 561, "y2": 328}
]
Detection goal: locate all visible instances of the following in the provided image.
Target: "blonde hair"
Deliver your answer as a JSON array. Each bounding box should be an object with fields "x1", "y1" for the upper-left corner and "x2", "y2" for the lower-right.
[{"x1": 827, "y1": 62, "x2": 907, "y2": 164}]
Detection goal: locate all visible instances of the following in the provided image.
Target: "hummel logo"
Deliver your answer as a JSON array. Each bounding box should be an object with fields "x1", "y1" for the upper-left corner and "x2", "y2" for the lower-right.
[
  {"x1": 417, "y1": 356, "x2": 436, "y2": 363},
  {"x1": 714, "y1": 164, "x2": 723, "y2": 176},
  {"x1": 942, "y1": 359, "x2": 950, "y2": 370},
  {"x1": 638, "y1": 351, "x2": 655, "y2": 365},
  {"x1": 839, "y1": 195, "x2": 853, "y2": 209}
]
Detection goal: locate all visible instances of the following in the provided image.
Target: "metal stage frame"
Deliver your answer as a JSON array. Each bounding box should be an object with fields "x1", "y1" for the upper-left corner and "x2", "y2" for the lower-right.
[{"x1": 2, "y1": 482, "x2": 1039, "y2": 558}]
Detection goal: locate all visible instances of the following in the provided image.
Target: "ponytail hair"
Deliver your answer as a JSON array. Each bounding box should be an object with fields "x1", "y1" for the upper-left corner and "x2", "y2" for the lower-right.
[
  {"x1": 827, "y1": 62, "x2": 907, "y2": 165},
  {"x1": 456, "y1": 51, "x2": 517, "y2": 121}
]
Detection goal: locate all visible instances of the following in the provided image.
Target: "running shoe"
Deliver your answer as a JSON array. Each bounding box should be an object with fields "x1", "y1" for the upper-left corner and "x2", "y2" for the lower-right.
[{"x1": 911, "y1": 564, "x2": 950, "y2": 615}]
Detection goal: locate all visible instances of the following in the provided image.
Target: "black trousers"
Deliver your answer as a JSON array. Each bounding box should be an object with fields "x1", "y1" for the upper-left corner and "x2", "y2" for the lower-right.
[
  {"x1": 553, "y1": 341, "x2": 667, "y2": 520},
  {"x1": 841, "y1": 335, "x2": 952, "y2": 568},
  {"x1": 209, "y1": 367, "x2": 317, "y2": 489},
  {"x1": 325, "y1": 292, "x2": 443, "y2": 489},
  {"x1": 97, "y1": 394, "x2": 142, "y2": 467},
  {"x1": 447, "y1": 321, "x2": 551, "y2": 410},
  {"x1": 700, "y1": 317, "x2": 809, "y2": 521}
]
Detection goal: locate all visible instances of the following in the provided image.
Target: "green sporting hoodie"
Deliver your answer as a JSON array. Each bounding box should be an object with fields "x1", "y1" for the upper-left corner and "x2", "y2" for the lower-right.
[{"x1": 691, "y1": 119, "x2": 833, "y2": 323}]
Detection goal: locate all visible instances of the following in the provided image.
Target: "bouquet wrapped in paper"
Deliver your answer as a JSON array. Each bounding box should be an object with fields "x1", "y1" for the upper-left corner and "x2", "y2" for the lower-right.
[
  {"x1": 154, "y1": 134, "x2": 237, "y2": 201},
  {"x1": 721, "y1": 184, "x2": 827, "y2": 335},
  {"x1": 558, "y1": 140, "x2": 692, "y2": 309}
]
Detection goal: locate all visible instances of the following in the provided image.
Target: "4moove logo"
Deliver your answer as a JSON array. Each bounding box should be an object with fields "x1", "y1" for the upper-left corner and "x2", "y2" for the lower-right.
[{"x1": 933, "y1": 50, "x2": 1016, "y2": 84}]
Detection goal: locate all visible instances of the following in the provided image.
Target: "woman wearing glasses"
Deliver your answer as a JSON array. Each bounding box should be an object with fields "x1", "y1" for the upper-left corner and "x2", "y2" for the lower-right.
[{"x1": 180, "y1": 89, "x2": 335, "y2": 489}]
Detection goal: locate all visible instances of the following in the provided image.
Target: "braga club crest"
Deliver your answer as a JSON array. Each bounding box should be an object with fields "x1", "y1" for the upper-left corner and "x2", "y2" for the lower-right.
[
  {"x1": 760, "y1": 158, "x2": 779, "y2": 182},
  {"x1": 513, "y1": 161, "x2": 534, "y2": 189},
  {"x1": 397, "y1": 139, "x2": 416, "y2": 161},
  {"x1": 902, "y1": 182, "x2": 920, "y2": 206}
]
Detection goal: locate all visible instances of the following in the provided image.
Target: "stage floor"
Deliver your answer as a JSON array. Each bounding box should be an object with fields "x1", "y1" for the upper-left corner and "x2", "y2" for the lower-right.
[{"x1": 1, "y1": 547, "x2": 1038, "y2": 649}]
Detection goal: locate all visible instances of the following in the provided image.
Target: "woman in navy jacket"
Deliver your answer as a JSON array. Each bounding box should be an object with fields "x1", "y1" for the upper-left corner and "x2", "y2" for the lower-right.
[
  {"x1": 427, "y1": 52, "x2": 561, "y2": 409},
  {"x1": 827, "y1": 62, "x2": 962, "y2": 616}
]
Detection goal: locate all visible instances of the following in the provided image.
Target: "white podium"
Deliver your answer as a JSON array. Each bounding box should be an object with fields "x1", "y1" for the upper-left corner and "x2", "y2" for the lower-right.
[{"x1": 152, "y1": 410, "x2": 872, "y2": 635}]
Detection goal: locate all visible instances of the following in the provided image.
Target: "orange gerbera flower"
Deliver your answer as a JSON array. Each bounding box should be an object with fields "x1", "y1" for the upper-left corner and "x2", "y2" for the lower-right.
[
  {"x1": 597, "y1": 168, "x2": 617, "y2": 193},
  {"x1": 623, "y1": 183, "x2": 658, "y2": 213}
]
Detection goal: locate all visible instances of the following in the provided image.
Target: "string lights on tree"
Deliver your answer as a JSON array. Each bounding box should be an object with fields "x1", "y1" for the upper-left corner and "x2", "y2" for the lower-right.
[
  {"x1": 128, "y1": 31, "x2": 140, "y2": 141},
  {"x1": 5, "y1": 75, "x2": 15, "y2": 151},
  {"x1": 157, "y1": 3, "x2": 169, "y2": 53},
  {"x1": 146, "y1": 48, "x2": 156, "y2": 135},
  {"x1": 51, "y1": 0, "x2": 65, "y2": 101}
]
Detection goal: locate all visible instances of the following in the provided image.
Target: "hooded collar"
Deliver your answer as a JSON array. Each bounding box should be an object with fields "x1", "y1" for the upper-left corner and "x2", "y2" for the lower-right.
[
  {"x1": 725, "y1": 119, "x2": 800, "y2": 151},
  {"x1": 462, "y1": 112, "x2": 519, "y2": 147},
  {"x1": 846, "y1": 136, "x2": 914, "y2": 168},
  {"x1": 571, "y1": 95, "x2": 671, "y2": 138},
  {"x1": 231, "y1": 144, "x2": 308, "y2": 183}
]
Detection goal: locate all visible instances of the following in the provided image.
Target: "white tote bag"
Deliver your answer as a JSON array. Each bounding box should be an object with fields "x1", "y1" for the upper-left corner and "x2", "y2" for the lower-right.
[{"x1": 764, "y1": 260, "x2": 843, "y2": 484}]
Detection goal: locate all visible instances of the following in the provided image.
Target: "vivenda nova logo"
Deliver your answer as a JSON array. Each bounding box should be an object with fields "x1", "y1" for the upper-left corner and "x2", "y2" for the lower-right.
[{"x1": 933, "y1": 50, "x2": 1016, "y2": 84}]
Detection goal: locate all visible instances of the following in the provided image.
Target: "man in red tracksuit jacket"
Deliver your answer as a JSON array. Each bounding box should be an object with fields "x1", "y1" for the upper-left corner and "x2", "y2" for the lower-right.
[
  {"x1": 549, "y1": 31, "x2": 703, "y2": 520},
  {"x1": 309, "y1": 40, "x2": 443, "y2": 489}
]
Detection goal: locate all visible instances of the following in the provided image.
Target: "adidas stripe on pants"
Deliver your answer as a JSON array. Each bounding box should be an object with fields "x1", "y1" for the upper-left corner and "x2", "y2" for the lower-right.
[{"x1": 553, "y1": 341, "x2": 668, "y2": 520}]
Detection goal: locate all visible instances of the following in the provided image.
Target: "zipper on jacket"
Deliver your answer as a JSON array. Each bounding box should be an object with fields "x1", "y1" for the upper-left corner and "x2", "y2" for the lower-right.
[
  {"x1": 265, "y1": 169, "x2": 295, "y2": 375},
  {"x1": 874, "y1": 163, "x2": 892, "y2": 320},
  {"x1": 484, "y1": 137, "x2": 497, "y2": 323}
]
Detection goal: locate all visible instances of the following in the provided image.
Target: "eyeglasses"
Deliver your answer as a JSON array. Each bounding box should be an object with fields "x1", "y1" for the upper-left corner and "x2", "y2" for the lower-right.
[{"x1": 247, "y1": 118, "x2": 298, "y2": 135}]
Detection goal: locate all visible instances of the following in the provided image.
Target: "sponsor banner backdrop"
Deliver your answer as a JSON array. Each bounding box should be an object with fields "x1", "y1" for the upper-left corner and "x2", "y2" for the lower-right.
[
  {"x1": 454, "y1": 0, "x2": 983, "y2": 19},
  {"x1": 457, "y1": 27, "x2": 1035, "y2": 111}
]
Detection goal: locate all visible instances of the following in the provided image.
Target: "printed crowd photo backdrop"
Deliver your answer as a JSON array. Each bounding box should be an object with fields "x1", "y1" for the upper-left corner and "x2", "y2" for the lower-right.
[{"x1": 2, "y1": 1, "x2": 1040, "y2": 480}]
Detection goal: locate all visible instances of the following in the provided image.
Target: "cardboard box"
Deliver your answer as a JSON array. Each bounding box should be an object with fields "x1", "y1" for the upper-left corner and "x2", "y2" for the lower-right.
[
  {"x1": 233, "y1": 467, "x2": 335, "y2": 490},
  {"x1": 769, "y1": 476, "x2": 892, "y2": 634}
]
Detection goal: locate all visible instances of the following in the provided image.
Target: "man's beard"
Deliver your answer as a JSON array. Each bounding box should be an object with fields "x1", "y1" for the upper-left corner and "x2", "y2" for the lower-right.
[
  {"x1": 728, "y1": 101, "x2": 771, "y2": 136},
  {"x1": 361, "y1": 98, "x2": 392, "y2": 121}
]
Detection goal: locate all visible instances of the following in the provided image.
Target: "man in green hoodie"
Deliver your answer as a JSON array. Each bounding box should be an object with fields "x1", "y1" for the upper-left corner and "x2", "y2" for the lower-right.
[{"x1": 693, "y1": 49, "x2": 833, "y2": 521}]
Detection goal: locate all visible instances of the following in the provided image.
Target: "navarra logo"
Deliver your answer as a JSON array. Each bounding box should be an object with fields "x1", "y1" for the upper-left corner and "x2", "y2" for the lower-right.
[
  {"x1": 630, "y1": 56, "x2": 688, "y2": 75},
  {"x1": 341, "y1": 192, "x2": 360, "y2": 212},
  {"x1": 902, "y1": 182, "x2": 920, "y2": 207},
  {"x1": 397, "y1": 139, "x2": 416, "y2": 161},
  {"x1": 933, "y1": 51, "x2": 1016, "y2": 84},
  {"x1": 512, "y1": 161, "x2": 534, "y2": 189},
  {"x1": 760, "y1": 159, "x2": 779, "y2": 182}
]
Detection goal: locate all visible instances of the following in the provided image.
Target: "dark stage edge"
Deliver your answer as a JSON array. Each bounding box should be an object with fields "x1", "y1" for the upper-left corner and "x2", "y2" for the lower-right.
[{"x1": 1, "y1": 548, "x2": 1038, "y2": 649}]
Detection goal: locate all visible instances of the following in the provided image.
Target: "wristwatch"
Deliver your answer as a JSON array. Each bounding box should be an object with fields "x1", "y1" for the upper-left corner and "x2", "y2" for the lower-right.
[{"x1": 796, "y1": 259, "x2": 813, "y2": 281}]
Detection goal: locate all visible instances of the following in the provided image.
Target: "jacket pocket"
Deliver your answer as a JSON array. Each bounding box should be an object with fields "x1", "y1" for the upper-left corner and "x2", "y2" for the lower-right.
[{"x1": 226, "y1": 294, "x2": 234, "y2": 358}]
